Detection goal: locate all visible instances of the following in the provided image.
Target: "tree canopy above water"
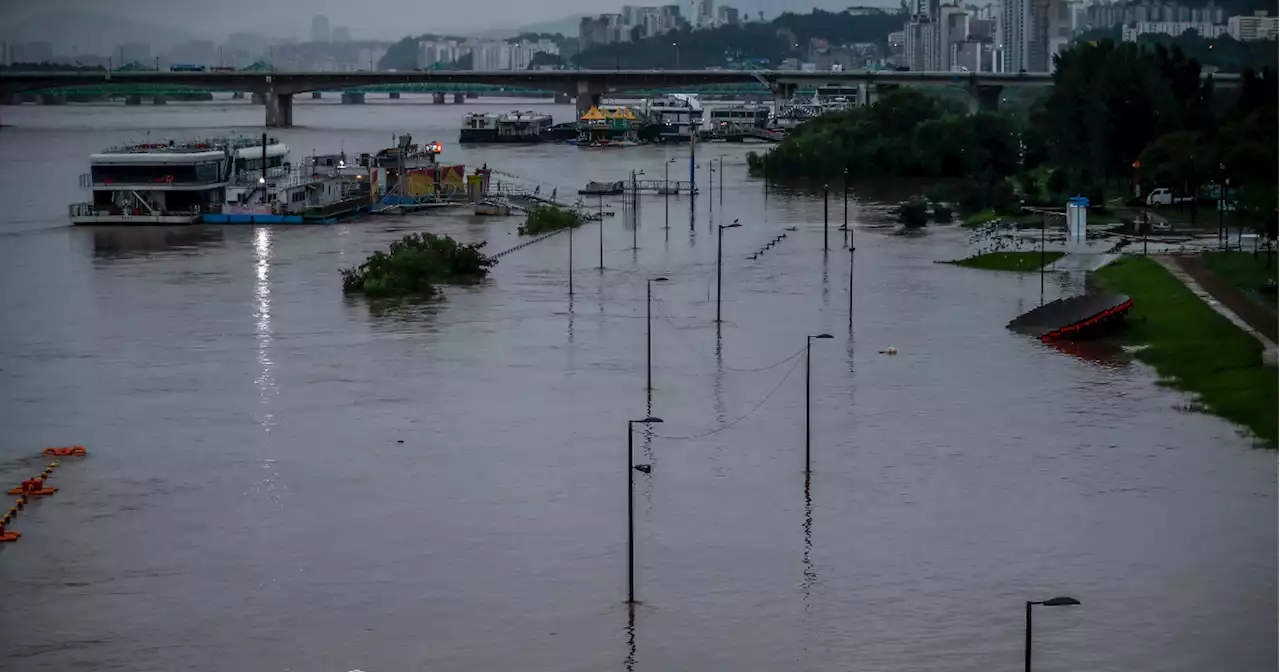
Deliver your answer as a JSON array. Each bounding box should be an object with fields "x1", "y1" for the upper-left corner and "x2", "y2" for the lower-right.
[{"x1": 340, "y1": 232, "x2": 496, "y2": 298}]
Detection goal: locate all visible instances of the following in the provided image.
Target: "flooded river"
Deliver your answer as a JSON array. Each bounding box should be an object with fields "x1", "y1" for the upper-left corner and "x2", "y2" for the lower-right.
[{"x1": 0, "y1": 97, "x2": 1274, "y2": 671}]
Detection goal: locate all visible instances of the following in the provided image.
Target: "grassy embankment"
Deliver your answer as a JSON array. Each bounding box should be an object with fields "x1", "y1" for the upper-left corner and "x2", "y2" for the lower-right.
[
  {"x1": 1203, "y1": 251, "x2": 1278, "y2": 309},
  {"x1": 944, "y1": 251, "x2": 1066, "y2": 271},
  {"x1": 1093, "y1": 256, "x2": 1277, "y2": 447}
]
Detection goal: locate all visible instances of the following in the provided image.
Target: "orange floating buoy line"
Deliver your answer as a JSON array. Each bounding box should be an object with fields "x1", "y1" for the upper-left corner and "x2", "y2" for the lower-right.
[
  {"x1": 1, "y1": 453, "x2": 75, "y2": 544},
  {"x1": 41, "y1": 446, "x2": 86, "y2": 457}
]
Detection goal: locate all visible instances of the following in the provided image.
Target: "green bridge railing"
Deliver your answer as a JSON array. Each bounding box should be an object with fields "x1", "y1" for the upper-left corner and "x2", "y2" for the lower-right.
[{"x1": 25, "y1": 82, "x2": 802, "y2": 97}]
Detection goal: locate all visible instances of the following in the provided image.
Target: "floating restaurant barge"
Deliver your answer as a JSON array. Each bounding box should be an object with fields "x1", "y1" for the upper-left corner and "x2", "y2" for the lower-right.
[
  {"x1": 71, "y1": 135, "x2": 373, "y2": 225},
  {"x1": 69, "y1": 134, "x2": 494, "y2": 224}
]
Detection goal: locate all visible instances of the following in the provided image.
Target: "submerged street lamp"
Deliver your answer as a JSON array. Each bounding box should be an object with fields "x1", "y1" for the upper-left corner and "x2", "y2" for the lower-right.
[
  {"x1": 822, "y1": 184, "x2": 830, "y2": 250},
  {"x1": 631, "y1": 169, "x2": 645, "y2": 250},
  {"x1": 842, "y1": 167, "x2": 850, "y2": 248},
  {"x1": 847, "y1": 246, "x2": 855, "y2": 330},
  {"x1": 664, "y1": 157, "x2": 677, "y2": 229},
  {"x1": 716, "y1": 220, "x2": 742, "y2": 323},
  {"x1": 1025, "y1": 596, "x2": 1081, "y2": 672},
  {"x1": 569, "y1": 212, "x2": 575, "y2": 297},
  {"x1": 708, "y1": 160, "x2": 716, "y2": 214},
  {"x1": 646, "y1": 277, "x2": 668, "y2": 391},
  {"x1": 717, "y1": 154, "x2": 726, "y2": 205},
  {"x1": 627, "y1": 417, "x2": 664, "y2": 604},
  {"x1": 805, "y1": 333, "x2": 833, "y2": 472}
]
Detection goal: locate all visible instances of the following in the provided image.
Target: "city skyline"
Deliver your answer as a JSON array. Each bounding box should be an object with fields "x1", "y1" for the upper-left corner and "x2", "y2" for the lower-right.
[{"x1": 0, "y1": 0, "x2": 903, "y2": 52}]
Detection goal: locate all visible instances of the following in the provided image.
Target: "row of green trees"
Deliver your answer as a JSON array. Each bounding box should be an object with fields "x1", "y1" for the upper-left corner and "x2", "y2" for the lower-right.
[
  {"x1": 746, "y1": 90, "x2": 1022, "y2": 214},
  {"x1": 751, "y1": 40, "x2": 1277, "y2": 229},
  {"x1": 1076, "y1": 28, "x2": 1278, "y2": 73}
]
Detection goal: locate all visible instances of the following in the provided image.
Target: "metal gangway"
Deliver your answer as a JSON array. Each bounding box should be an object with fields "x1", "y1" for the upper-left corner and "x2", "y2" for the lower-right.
[{"x1": 620, "y1": 179, "x2": 698, "y2": 195}]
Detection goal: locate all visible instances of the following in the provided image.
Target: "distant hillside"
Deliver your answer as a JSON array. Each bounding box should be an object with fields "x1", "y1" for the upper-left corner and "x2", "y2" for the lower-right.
[
  {"x1": 475, "y1": 15, "x2": 588, "y2": 39},
  {"x1": 0, "y1": 9, "x2": 194, "y2": 56},
  {"x1": 573, "y1": 8, "x2": 905, "y2": 69}
]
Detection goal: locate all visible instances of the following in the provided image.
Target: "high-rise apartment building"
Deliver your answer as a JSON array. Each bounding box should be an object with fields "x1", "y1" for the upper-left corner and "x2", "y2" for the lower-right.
[
  {"x1": 310, "y1": 16, "x2": 331, "y2": 43},
  {"x1": 1000, "y1": 0, "x2": 1066, "y2": 72},
  {"x1": 118, "y1": 42, "x2": 151, "y2": 66},
  {"x1": 904, "y1": 16, "x2": 938, "y2": 70},
  {"x1": 938, "y1": 4, "x2": 969, "y2": 70},
  {"x1": 1227, "y1": 11, "x2": 1278, "y2": 40}
]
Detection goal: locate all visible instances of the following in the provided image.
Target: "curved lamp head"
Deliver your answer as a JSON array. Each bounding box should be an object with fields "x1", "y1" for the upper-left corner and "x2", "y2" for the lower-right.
[
  {"x1": 632, "y1": 417, "x2": 663, "y2": 424},
  {"x1": 811, "y1": 333, "x2": 833, "y2": 340},
  {"x1": 650, "y1": 276, "x2": 669, "y2": 283},
  {"x1": 1041, "y1": 597, "x2": 1081, "y2": 607}
]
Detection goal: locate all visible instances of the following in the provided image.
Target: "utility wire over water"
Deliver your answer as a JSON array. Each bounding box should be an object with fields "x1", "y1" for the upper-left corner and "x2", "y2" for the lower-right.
[{"x1": 651, "y1": 353, "x2": 803, "y2": 441}]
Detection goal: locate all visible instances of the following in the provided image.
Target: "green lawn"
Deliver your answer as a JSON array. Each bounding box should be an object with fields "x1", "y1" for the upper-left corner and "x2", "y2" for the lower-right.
[
  {"x1": 944, "y1": 251, "x2": 1066, "y2": 271},
  {"x1": 1203, "y1": 251, "x2": 1278, "y2": 309},
  {"x1": 1093, "y1": 256, "x2": 1278, "y2": 447},
  {"x1": 961, "y1": 210, "x2": 1002, "y2": 228}
]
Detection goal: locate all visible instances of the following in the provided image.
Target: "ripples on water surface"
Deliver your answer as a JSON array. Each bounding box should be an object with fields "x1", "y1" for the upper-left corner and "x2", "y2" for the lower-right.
[{"x1": 0, "y1": 98, "x2": 1274, "y2": 671}]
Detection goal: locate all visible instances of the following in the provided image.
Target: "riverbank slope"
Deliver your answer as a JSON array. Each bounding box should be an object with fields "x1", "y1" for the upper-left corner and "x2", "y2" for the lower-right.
[{"x1": 1092, "y1": 256, "x2": 1277, "y2": 447}]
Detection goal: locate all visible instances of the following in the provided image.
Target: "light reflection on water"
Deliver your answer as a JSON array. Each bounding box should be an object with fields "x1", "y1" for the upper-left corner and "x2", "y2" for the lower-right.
[{"x1": 0, "y1": 100, "x2": 1273, "y2": 672}]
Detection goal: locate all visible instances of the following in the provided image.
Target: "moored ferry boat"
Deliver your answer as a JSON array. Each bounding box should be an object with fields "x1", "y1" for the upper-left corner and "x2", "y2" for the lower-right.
[
  {"x1": 69, "y1": 137, "x2": 280, "y2": 224},
  {"x1": 641, "y1": 94, "x2": 703, "y2": 143},
  {"x1": 202, "y1": 150, "x2": 374, "y2": 224},
  {"x1": 459, "y1": 111, "x2": 554, "y2": 144}
]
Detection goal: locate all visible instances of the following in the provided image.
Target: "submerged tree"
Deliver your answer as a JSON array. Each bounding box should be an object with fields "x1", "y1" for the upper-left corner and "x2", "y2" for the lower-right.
[
  {"x1": 520, "y1": 204, "x2": 583, "y2": 236},
  {"x1": 340, "y1": 232, "x2": 496, "y2": 298}
]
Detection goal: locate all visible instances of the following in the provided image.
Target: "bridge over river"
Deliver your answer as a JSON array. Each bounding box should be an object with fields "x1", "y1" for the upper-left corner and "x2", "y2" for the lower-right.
[{"x1": 0, "y1": 69, "x2": 1244, "y2": 128}]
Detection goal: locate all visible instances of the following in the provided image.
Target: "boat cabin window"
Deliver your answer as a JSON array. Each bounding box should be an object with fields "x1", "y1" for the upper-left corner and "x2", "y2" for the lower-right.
[
  {"x1": 90, "y1": 161, "x2": 222, "y2": 184},
  {"x1": 235, "y1": 155, "x2": 285, "y2": 171}
]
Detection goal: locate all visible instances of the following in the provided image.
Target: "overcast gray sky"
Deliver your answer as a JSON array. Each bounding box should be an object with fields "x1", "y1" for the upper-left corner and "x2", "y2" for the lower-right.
[{"x1": 0, "y1": 0, "x2": 888, "y2": 41}]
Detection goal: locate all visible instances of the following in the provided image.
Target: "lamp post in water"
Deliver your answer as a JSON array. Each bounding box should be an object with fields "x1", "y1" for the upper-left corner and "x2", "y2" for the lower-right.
[
  {"x1": 805, "y1": 333, "x2": 834, "y2": 472},
  {"x1": 627, "y1": 416, "x2": 664, "y2": 604},
  {"x1": 847, "y1": 246, "x2": 855, "y2": 330},
  {"x1": 842, "y1": 167, "x2": 850, "y2": 247},
  {"x1": 716, "y1": 220, "x2": 742, "y2": 323},
  {"x1": 1040, "y1": 211, "x2": 1047, "y2": 306},
  {"x1": 718, "y1": 154, "x2": 726, "y2": 205},
  {"x1": 598, "y1": 194, "x2": 605, "y2": 269},
  {"x1": 1025, "y1": 596, "x2": 1081, "y2": 672},
  {"x1": 647, "y1": 277, "x2": 668, "y2": 390},
  {"x1": 665, "y1": 157, "x2": 676, "y2": 229},
  {"x1": 631, "y1": 170, "x2": 644, "y2": 250},
  {"x1": 708, "y1": 160, "x2": 716, "y2": 214},
  {"x1": 823, "y1": 184, "x2": 830, "y2": 250}
]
